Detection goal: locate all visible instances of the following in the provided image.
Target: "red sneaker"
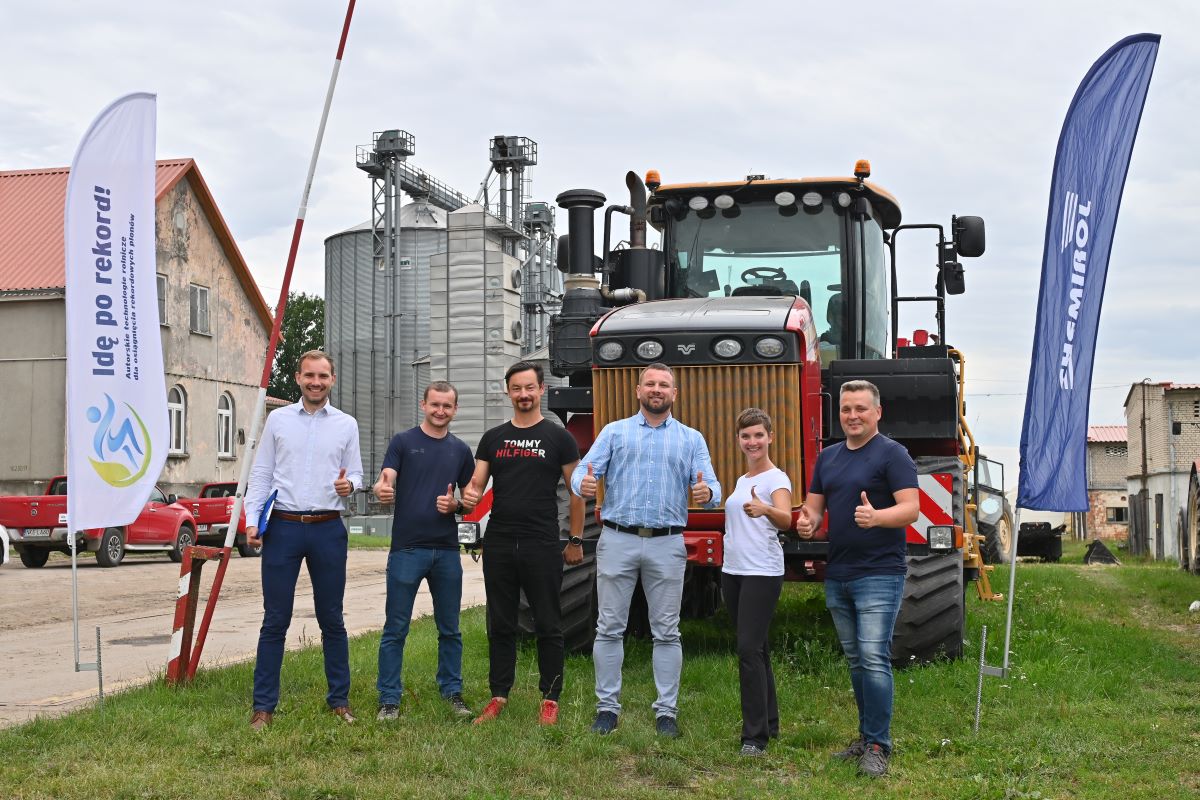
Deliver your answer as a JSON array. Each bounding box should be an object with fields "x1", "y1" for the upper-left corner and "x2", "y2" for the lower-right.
[
  {"x1": 472, "y1": 697, "x2": 506, "y2": 725},
  {"x1": 539, "y1": 699, "x2": 559, "y2": 726}
]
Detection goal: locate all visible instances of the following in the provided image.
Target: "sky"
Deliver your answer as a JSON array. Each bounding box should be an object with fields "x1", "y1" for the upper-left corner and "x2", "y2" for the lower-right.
[{"x1": 2, "y1": 0, "x2": 1198, "y2": 485}]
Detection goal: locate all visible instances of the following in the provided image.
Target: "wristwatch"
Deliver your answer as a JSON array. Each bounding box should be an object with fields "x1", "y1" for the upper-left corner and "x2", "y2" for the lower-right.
[{"x1": 568, "y1": 535, "x2": 583, "y2": 546}]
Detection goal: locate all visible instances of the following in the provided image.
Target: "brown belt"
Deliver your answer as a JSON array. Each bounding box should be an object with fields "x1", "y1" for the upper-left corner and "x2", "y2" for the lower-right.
[{"x1": 272, "y1": 511, "x2": 341, "y2": 524}]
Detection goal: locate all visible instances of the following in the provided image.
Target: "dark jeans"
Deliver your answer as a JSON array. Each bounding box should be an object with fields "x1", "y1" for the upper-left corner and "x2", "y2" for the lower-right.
[
  {"x1": 377, "y1": 547, "x2": 463, "y2": 705},
  {"x1": 825, "y1": 573, "x2": 906, "y2": 753},
  {"x1": 253, "y1": 516, "x2": 349, "y2": 712},
  {"x1": 722, "y1": 572, "x2": 783, "y2": 748},
  {"x1": 482, "y1": 537, "x2": 564, "y2": 700}
]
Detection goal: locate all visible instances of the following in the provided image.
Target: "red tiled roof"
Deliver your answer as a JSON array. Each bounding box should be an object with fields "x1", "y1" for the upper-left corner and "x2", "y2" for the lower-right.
[
  {"x1": 1164, "y1": 383, "x2": 1200, "y2": 391},
  {"x1": 0, "y1": 159, "x2": 271, "y2": 330},
  {"x1": 1088, "y1": 425, "x2": 1128, "y2": 443}
]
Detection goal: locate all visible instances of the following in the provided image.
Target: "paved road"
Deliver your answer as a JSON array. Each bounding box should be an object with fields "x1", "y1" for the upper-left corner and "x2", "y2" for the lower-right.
[{"x1": 0, "y1": 547, "x2": 486, "y2": 728}]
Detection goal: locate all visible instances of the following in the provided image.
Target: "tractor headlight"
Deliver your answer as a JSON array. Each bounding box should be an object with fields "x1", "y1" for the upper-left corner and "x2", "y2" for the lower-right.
[
  {"x1": 754, "y1": 336, "x2": 786, "y2": 358},
  {"x1": 635, "y1": 339, "x2": 664, "y2": 360},
  {"x1": 596, "y1": 340, "x2": 624, "y2": 362},
  {"x1": 712, "y1": 338, "x2": 743, "y2": 359},
  {"x1": 927, "y1": 525, "x2": 955, "y2": 552}
]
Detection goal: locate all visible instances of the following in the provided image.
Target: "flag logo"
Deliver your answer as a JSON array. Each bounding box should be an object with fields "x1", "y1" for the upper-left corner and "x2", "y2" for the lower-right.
[{"x1": 85, "y1": 393, "x2": 153, "y2": 488}]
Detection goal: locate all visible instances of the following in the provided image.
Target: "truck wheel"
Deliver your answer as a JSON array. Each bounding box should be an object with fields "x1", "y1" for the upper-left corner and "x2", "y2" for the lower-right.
[
  {"x1": 169, "y1": 525, "x2": 195, "y2": 563},
  {"x1": 95, "y1": 528, "x2": 125, "y2": 567},
  {"x1": 981, "y1": 509, "x2": 1013, "y2": 565},
  {"x1": 891, "y1": 551, "x2": 965, "y2": 667},
  {"x1": 18, "y1": 546, "x2": 49, "y2": 569}
]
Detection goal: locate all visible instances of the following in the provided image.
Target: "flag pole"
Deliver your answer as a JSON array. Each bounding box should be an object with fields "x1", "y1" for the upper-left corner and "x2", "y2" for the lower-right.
[{"x1": 170, "y1": 0, "x2": 357, "y2": 682}]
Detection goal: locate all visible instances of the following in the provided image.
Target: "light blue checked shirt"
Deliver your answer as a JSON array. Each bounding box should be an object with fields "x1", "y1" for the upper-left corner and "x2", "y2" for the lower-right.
[
  {"x1": 571, "y1": 411, "x2": 720, "y2": 528},
  {"x1": 245, "y1": 401, "x2": 364, "y2": 525}
]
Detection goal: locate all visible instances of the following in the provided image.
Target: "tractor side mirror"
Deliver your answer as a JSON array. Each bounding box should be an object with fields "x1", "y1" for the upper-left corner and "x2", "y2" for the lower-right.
[
  {"x1": 556, "y1": 234, "x2": 571, "y2": 273},
  {"x1": 954, "y1": 215, "x2": 986, "y2": 258}
]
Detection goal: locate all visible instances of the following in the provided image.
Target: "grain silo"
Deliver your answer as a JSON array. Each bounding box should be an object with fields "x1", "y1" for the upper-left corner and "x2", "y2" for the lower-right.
[{"x1": 324, "y1": 202, "x2": 447, "y2": 481}]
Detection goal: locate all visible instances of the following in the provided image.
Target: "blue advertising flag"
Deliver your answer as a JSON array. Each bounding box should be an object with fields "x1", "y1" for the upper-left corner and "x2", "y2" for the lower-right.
[{"x1": 1018, "y1": 34, "x2": 1160, "y2": 512}]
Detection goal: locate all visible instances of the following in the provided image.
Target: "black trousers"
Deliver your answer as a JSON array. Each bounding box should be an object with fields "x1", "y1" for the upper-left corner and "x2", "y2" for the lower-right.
[
  {"x1": 722, "y1": 572, "x2": 783, "y2": 748},
  {"x1": 482, "y1": 537, "x2": 565, "y2": 701}
]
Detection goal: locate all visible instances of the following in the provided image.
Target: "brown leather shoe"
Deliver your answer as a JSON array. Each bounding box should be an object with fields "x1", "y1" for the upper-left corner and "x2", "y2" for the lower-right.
[
  {"x1": 249, "y1": 710, "x2": 272, "y2": 731},
  {"x1": 331, "y1": 705, "x2": 357, "y2": 724}
]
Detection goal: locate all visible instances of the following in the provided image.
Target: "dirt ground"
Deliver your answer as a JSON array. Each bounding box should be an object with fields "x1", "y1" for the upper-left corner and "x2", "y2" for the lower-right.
[{"x1": 0, "y1": 547, "x2": 485, "y2": 728}]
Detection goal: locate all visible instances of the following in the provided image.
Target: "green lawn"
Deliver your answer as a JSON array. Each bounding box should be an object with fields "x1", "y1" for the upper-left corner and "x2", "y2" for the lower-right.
[{"x1": 3, "y1": 540, "x2": 1198, "y2": 799}]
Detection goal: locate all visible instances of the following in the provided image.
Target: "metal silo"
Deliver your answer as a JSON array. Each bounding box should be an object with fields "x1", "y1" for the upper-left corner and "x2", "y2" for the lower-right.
[{"x1": 324, "y1": 202, "x2": 447, "y2": 482}]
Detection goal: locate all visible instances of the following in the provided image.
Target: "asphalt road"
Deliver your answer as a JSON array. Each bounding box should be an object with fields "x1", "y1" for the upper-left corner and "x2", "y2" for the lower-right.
[{"x1": 0, "y1": 547, "x2": 486, "y2": 728}]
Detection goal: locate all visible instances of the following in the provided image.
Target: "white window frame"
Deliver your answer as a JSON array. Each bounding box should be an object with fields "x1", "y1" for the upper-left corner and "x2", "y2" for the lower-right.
[
  {"x1": 217, "y1": 392, "x2": 235, "y2": 457},
  {"x1": 189, "y1": 284, "x2": 211, "y2": 335},
  {"x1": 168, "y1": 385, "x2": 187, "y2": 455},
  {"x1": 157, "y1": 273, "x2": 168, "y2": 326}
]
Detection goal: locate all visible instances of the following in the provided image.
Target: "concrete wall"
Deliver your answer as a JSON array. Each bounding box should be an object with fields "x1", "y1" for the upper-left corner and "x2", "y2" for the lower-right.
[
  {"x1": 0, "y1": 296, "x2": 67, "y2": 494},
  {"x1": 0, "y1": 175, "x2": 268, "y2": 499},
  {"x1": 1084, "y1": 488, "x2": 1128, "y2": 540}
]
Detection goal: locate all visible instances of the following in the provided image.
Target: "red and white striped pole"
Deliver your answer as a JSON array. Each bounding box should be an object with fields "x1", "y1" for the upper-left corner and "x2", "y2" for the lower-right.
[{"x1": 168, "y1": 0, "x2": 357, "y2": 684}]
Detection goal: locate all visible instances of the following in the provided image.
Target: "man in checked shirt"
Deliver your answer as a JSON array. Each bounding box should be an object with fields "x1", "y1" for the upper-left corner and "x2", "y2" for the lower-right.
[{"x1": 572, "y1": 362, "x2": 720, "y2": 738}]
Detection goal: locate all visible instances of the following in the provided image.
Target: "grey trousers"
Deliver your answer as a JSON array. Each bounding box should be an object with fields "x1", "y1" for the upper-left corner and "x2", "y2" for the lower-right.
[{"x1": 593, "y1": 527, "x2": 687, "y2": 717}]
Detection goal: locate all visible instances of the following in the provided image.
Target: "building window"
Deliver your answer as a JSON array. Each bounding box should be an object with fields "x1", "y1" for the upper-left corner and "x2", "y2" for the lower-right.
[
  {"x1": 1106, "y1": 506, "x2": 1128, "y2": 524},
  {"x1": 157, "y1": 274, "x2": 168, "y2": 325},
  {"x1": 189, "y1": 284, "x2": 210, "y2": 334},
  {"x1": 217, "y1": 393, "x2": 235, "y2": 457},
  {"x1": 168, "y1": 385, "x2": 187, "y2": 455},
  {"x1": 1104, "y1": 445, "x2": 1127, "y2": 457}
]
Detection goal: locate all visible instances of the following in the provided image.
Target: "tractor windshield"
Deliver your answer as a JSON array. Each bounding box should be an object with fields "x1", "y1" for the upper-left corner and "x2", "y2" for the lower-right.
[{"x1": 666, "y1": 198, "x2": 847, "y2": 354}]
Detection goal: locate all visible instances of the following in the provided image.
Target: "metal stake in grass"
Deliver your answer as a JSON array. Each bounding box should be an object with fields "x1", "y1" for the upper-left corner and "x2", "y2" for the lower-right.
[{"x1": 973, "y1": 624, "x2": 988, "y2": 733}]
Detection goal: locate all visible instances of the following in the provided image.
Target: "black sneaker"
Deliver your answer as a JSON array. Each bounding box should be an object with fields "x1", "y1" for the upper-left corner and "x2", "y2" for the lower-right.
[
  {"x1": 590, "y1": 710, "x2": 619, "y2": 735},
  {"x1": 739, "y1": 742, "x2": 766, "y2": 757},
  {"x1": 832, "y1": 737, "x2": 866, "y2": 761},
  {"x1": 655, "y1": 715, "x2": 681, "y2": 739},
  {"x1": 447, "y1": 693, "x2": 473, "y2": 717},
  {"x1": 376, "y1": 704, "x2": 399, "y2": 721},
  {"x1": 858, "y1": 743, "x2": 889, "y2": 777}
]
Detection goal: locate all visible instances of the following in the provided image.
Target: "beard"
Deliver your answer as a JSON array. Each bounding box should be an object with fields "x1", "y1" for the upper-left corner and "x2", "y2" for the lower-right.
[{"x1": 639, "y1": 395, "x2": 672, "y2": 415}]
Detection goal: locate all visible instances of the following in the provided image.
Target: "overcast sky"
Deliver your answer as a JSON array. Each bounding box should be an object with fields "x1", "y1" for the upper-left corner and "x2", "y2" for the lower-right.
[{"x1": 3, "y1": 1, "x2": 1197, "y2": 483}]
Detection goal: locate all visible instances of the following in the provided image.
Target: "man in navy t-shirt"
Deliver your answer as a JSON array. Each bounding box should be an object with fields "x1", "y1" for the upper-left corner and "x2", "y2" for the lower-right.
[
  {"x1": 372, "y1": 381, "x2": 475, "y2": 721},
  {"x1": 797, "y1": 380, "x2": 918, "y2": 777}
]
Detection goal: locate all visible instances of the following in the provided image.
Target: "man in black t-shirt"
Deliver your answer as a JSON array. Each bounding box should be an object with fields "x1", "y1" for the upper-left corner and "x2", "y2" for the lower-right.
[
  {"x1": 463, "y1": 361, "x2": 583, "y2": 727},
  {"x1": 797, "y1": 380, "x2": 918, "y2": 777},
  {"x1": 372, "y1": 381, "x2": 475, "y2": 722}
]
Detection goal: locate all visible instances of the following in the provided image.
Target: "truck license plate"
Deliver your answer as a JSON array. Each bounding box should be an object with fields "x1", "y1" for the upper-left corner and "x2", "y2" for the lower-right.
[
  {"x1": 23, "y1": 528, "x2": 51, "y2": 539},
  {"x1": 197, "y1": 525, "x2": 209, "y2": 532}
]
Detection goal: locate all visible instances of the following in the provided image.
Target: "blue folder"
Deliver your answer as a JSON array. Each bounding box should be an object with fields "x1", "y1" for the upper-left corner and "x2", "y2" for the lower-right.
[{"x1": 257, "y1": 489, "x2": 279, "y2": 538}]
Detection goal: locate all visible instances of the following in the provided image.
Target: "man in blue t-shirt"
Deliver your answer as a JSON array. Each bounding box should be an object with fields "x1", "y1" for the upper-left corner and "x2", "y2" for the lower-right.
[
  {"x1": 372, "y1": 381, "x2": 475, "y2": 721},
  {"x1": 797, "y1": 380, "x2": 918, "y2": 777}
]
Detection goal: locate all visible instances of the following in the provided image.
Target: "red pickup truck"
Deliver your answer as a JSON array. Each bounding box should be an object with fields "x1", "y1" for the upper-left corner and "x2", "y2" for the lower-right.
[
  {"x1": 0, "y1": 476, "x2": 197, "y2": 568},
  {"x1": 177, "y1": 482, "x2": 259, "y2": 557}
]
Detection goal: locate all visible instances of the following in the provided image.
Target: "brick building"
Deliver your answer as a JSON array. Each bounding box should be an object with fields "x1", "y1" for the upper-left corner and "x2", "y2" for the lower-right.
[
  {"x1": 1081, "y1": 425, "x2": 1129, "y2": 540},
  {"x1": 1123, "y1": 381, "x2": 1200, "y2": 561},
  {"x1": 0, "y1": 159, "x2": 272, "y2": 497}
]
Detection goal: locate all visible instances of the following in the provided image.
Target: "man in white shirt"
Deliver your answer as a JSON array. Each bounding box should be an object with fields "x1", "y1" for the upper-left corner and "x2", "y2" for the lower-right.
[{"x1": 244, "y1": 350, "x2": 364, "y2": 731}]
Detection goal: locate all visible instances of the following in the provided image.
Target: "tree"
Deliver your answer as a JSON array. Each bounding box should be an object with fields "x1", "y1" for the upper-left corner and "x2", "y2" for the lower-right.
[{"x1": 268, "y1": 292, "x2": 325, "y2": 402}]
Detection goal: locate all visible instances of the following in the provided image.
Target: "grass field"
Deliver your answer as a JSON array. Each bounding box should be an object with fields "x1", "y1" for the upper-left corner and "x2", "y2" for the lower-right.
[{"x1": 3, "y1": 540, "x2": 1198, "y2": 799}]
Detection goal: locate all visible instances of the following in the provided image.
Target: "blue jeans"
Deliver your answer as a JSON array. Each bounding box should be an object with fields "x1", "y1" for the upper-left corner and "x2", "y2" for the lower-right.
[
  {"x1": 377, "y1": 547, "x2": 464, "y2": 705},
  {"x1": 253, "y1": 516, "x2": 349, "y2": 712},
  {"x1": 824, "y1": 573, "x2": 906, "y2": 752}
]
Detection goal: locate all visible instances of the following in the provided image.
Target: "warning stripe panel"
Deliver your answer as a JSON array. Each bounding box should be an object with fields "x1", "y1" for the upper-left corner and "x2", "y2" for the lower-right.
[{"x1": 906, "y1": 473, "x2": 955, "y2": 544}]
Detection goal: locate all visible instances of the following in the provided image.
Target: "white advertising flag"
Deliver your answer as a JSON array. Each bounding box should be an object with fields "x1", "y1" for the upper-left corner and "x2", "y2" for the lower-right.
[{"x1": 65, "y1": 93, "x2": 166, "y2": 533}]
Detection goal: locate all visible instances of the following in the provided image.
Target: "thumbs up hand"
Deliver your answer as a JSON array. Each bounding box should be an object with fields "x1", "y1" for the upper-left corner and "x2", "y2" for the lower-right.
[
  {"x1": 373, "y1": 473, "x2": 396, "y2": 504},
  {"x1": 795, "y1": 505, "x2": 816, "y2": 539},
  {"x1": 854, "y1": 491, "x2": 877, "y2": 529},
  {"x1": 742, "y1": 485, "x2": 769, "y2": 519},
  {"x1": 579, "y1": 462, "x2": 598, "y2": 499},
  {"x1": 691, "y1": 471, "x2": 712, "y2": 505},
  {"x1": 334, "y1": 467, "x2": 352, "y2": 497},
  {"x1": 436, "y1": 483, "x2": 457, "y2": 515}
]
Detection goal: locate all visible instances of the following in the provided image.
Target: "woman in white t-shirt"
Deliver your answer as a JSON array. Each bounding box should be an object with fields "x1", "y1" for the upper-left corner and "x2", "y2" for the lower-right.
[{"x1": 723, "y1": 407, "x2": 793, "y2": 757}]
